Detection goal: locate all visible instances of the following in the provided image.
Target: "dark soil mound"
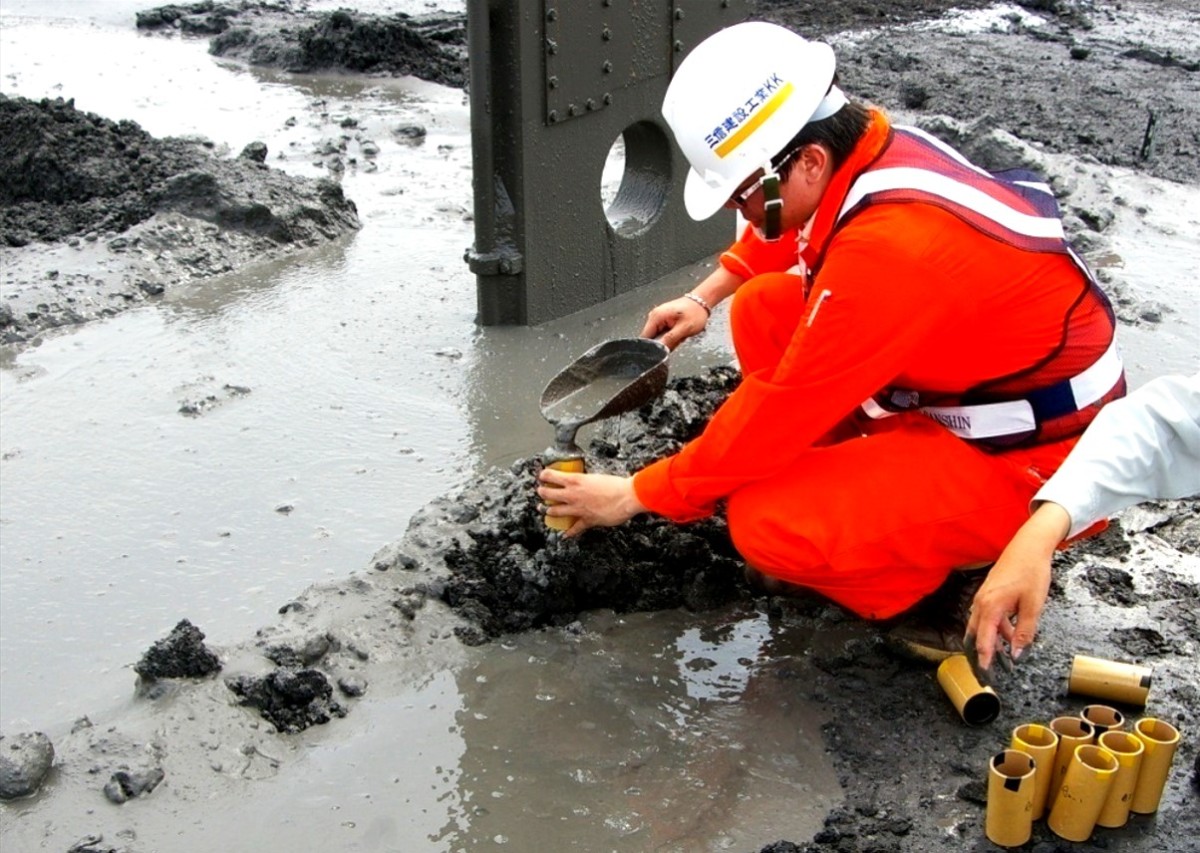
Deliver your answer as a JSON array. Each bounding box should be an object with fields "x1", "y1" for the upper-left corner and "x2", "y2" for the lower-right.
[
  {"x1": 137, "y1": 2, "x2": 468, "y2": 88},
  {"x1": 425, "y1": 367, "x2": 751, "y2": 643},
  {"x1": 0, "y1": 94, "x2": 360, "y2": 247},
  {"x1": 0, "y1": 95, "x2": 209, "y2": 245},
  {"x1": 226, "y1": 667, "x2": 347, "y2": 734}
]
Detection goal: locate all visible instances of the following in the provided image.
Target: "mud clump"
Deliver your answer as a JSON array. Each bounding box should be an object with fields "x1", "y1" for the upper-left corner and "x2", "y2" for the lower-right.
[
  {"x1": 134, "y1": 619, "x2": 222, "y2": 682},
  {"x1": 1109, "y1": 625, "x2": 1174, "y2": 657},
  {"x1": 138, "y1": 2, "x2": 468, "y2": 89},
  {"x1": 1083, "y1": 564, "x2": 1139, "y2": 605},
  {"x1": 102, "y1": 768, "x2": 165, "y2": 804},
  {"x1": 0, "y1": 732, "x2": 55, "y2": 800},
  {"x1": 430, "y1": 368, "x2": 750, "y2": 644},
  {"x1": 0, "y1": 94, "x2": 358, "y2": 248},
  {"x1": 1, "y1": 94, "x2": 208, "y2": 245},
  {"x1": 0, "y1": 94, "x2": 360, "y2": 344},
  {"x1": 225, "y1": 668, "x2": 347, "y2": 733}
]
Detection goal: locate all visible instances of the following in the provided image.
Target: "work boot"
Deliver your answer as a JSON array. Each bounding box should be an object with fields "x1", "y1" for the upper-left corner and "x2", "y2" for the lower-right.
[{"x1": 884, "y1": 566, "x2": 991, "y2": 664}]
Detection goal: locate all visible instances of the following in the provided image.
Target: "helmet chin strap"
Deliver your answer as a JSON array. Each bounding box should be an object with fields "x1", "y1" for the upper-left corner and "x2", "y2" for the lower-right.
[{"x1": 757, "y1": 160, "x2": 783, "y2": 242}]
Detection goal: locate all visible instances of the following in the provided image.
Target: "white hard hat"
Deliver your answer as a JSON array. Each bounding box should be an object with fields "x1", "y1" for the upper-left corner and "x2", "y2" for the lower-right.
[{"x1": 662, "y1": 22, "x2": 839, "y2": 221}]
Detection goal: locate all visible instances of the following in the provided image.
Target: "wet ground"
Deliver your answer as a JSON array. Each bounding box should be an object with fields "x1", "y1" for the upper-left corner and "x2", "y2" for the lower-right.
[{"x1": 1, "y1": 0, "x2": 1198, "y2": 851}]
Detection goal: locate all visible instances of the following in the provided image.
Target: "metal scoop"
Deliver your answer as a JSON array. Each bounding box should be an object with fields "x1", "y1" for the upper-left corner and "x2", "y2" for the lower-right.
[
  {"x1": 540, "y1": 337, "x2": 670, "y2": 448},
  {"x1": 538, "y1": 337, "x2": 669, "y2": 531}
]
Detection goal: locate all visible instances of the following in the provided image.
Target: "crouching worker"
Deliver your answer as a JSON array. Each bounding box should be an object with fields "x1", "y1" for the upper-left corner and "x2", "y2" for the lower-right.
[{"x1": 536, "y1": 22, "x2": 1124, "y2": 657}]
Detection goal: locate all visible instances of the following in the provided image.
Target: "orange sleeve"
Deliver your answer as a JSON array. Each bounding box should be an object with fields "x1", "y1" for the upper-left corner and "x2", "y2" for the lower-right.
[
  {"x1": 719, "y1": 222, "x2": 802, "y2": 279},
  {"x1": 634, "y1": 208, "x2": 963, "y2": 521}
]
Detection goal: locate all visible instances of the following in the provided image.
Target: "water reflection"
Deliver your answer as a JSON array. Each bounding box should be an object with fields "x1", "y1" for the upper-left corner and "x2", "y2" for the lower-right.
[{"x1": 438, "y1": 606, "x2": 840, "y2": 852}]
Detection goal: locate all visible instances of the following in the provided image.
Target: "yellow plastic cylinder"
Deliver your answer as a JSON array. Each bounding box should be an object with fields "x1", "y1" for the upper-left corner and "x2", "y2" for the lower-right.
[
  {"x1": 1130, "y1": 717, "x2": 1181, "y2": 815},
  {"x1": 1068, "y1": 654, "x2": 1152, "y2": 706},
  {"x1": 542, "y1": 456, "x2": 585, "y2": 531},
  {"x1": 1095, "y1": 730, "x2": 1145, "y2": 828},
  {"x1": 1011, "y1": 723, "x2": 1059, "y2": 820},
  {"x1": 1080, "y1": 704, "x2": 1125, "y2": 741},
  {"x1": 936, "y1": 654, "x2": 1000, "y2": 726},
  {"x1": 1047, "y1": 744, "x2": 1118, "y2": 843},
  {"x1": 986, "y1": 749, "x2": 1037, "y2": 848},
  {"x1": 1047, "y1": 716, "x2": 1094, "y2": 810}
]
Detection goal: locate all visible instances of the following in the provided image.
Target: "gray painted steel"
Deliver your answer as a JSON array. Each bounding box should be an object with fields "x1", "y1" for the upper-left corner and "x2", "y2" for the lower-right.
[{"x1": 466, "y1": 0, "x2": 747, "y2": 325}]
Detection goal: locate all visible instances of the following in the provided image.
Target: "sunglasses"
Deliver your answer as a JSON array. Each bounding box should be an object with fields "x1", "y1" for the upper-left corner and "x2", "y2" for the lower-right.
[{"x1": 729, "y1": 171, "x2": 768, "y2": 209}]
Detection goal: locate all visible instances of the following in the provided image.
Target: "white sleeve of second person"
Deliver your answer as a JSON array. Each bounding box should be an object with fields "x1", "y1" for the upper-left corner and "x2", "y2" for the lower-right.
[{"x1": 1034, "y1": 373, "x2": 1200, "y2": 539}]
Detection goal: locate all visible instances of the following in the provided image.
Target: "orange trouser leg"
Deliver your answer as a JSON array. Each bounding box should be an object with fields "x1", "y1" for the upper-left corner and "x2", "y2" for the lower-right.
[
  {"x1": 725, "y1": 414, "x2": 1052, "y2": 620},
  {"x1": 729, "y1": 272, "x2": 807, "y2": 375}
]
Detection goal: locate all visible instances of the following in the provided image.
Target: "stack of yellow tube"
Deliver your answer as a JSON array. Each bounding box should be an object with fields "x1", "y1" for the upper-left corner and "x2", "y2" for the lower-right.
[{"x1": 980, "y1": 654, "x2": 1184, "y2": 848}]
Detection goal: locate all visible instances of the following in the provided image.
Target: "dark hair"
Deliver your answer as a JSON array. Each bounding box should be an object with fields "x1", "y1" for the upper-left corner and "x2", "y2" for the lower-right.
[{"x1": 774, "y1": 99, "x2": 872, "y2": 180}]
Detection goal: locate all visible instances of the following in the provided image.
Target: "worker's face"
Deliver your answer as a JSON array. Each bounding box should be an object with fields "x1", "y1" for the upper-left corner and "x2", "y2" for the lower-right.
[{"x1": 725, "y1": 144, "x2": 831, "y2": 231}]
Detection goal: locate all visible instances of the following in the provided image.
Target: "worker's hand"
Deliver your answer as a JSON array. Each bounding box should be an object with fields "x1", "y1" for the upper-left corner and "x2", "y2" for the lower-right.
[
  {"x1": 965, "y1": 502, "x2": 1071, "y2": 671},
  {"x1": 536, "y1": 469, "x2": 647, "y2": 537},
  {"x1": 641, "y1": 296, "x2": 709, "y2": 351}
]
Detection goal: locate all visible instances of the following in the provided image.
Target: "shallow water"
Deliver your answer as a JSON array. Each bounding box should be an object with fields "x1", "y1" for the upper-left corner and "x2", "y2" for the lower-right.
[{"x1": 0, "y1": 2, "x2": 734, "y2": 731}]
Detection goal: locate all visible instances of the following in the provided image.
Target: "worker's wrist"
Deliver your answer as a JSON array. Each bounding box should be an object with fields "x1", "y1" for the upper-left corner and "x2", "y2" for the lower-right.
[{"x1": 683, "y1": 291, "x2": 712, "y2": 316}]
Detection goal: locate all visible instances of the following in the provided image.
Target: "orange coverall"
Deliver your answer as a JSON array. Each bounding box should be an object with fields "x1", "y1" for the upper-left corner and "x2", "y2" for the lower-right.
[{"x1": 632, "y1": 111, "x2": 1118, "y2": 619}]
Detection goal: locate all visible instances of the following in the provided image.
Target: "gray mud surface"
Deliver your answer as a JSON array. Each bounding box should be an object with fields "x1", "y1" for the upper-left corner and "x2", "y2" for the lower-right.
[
  {"x1": 0, "y1": 92, "x2": 360, "y2": 343},
  {"x1": 137, "y1": 2, "x2": 468, "y2": 88},
  {"x1": 1, "y1": 0, "x2": 1198, "y2": 850}
]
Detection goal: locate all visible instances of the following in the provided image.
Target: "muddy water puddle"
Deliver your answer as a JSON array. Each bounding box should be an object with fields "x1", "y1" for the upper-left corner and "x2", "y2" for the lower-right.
[
  {"x1": 0, "y1": 2, "x2": 736, "y2": 731},
  {"x1": 8, "y1": 605, "x2": 837, "y2": 853},
  {"x1": 436, "y1": 608, "x2": 839, "y2": 851}
]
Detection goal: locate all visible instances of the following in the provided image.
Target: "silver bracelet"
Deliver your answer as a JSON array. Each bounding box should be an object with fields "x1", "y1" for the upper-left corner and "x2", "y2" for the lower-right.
[{"x1": 683, "y1": 292, "x2": 712, "y2": 316}]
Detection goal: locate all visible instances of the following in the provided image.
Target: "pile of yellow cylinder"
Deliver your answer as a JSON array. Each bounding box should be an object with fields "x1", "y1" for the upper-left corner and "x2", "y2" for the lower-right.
[{"x1": 939, "y1": 652, "x2": 1183, "y2": 847}]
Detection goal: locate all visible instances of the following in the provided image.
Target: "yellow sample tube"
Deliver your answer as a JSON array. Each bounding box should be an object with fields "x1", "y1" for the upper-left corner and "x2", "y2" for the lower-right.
[
  {"x1": 1095, "y1": 730, "x2": 1145, "y2": 828},
  {"x1": 1011, "y1": 722, "x2": 1059, "y2": 820},
  {"x1": 1047, "y1": 744, "x2": 1118, "y2": 843},
  {"x1": 986, "y1": 749, "x2": 1037, "y2": 848},
  {"x1": 937, "y1": 654, "x2": 1000, "y2": 726},
  {"x1": 1080, "y1": 704, "x2": 1125, "y2": 741},
  {"x1": 541, "y1": 454, "x2": 585, "y2": 531},
  {"x1": 1047, "y1": 716, "x2": 1094, "y2": 810},
  {"x1": 1068, "y1": 654, "x2": 1152, "y2": 705},
  {"x1": 1130, "y1": 717, "x2": 1182, "y2": 815}
]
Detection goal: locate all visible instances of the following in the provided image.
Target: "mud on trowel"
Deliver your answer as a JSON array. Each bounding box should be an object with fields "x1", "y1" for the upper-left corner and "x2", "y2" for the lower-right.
[{"x1": 539, "y1": 337, "x2": 670, "y2": 531}]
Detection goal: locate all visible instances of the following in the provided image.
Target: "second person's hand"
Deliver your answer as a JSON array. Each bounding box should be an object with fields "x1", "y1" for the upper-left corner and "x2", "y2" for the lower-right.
[{"x1": 964, "y1": 501, "x2": 1070, "y2": 670}]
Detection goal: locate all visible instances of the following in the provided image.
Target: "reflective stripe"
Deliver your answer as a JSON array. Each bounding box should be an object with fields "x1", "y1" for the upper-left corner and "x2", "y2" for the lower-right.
[
  {"x1": 839, "y1": 167, "x2": 1066, "y2": 242},
  {"x1": 1013, "y1": 179, "x2": 1055, "y2": 197},
  {"x1": 1069, "y1": 335, "x2": 1124, "y2": 409},
  {"x1": 861, "y1": 338, "x2": 1124, "y2": 440}
]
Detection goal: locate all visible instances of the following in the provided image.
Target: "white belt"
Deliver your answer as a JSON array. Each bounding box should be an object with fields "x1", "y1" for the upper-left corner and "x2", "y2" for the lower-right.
[{"x1": 861, "y1": 338, "x2": 1124, "y2": 441}]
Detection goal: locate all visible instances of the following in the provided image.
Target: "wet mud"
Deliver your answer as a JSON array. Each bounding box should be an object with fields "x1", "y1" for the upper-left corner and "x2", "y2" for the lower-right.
[
  {"x1": 1, "y1": 0, "x2": 1198, "y2": 850},
  {"x1": 137, "y1": 2, "x2": 468, "y2": 89},
  {"x1": 430, "y1": 368, "x2": 748, "y2": 645},
  {"x1": 0, "y1": 93, "x2": 360, "y2": 343}
]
